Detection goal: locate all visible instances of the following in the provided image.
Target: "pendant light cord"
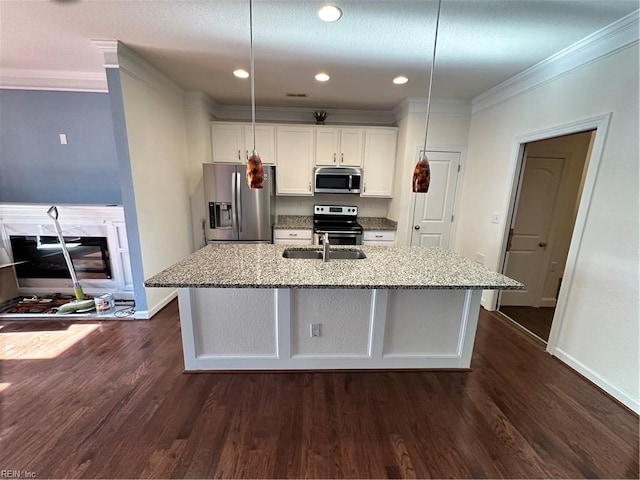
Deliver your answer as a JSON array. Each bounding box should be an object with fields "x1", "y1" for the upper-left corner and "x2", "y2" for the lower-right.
[
  {"x1": 250, "y1": 0, "x2": 256, "y2": 150},
  {"x1": 422, "y1": 0, "x2": 442, "y2": 153}
]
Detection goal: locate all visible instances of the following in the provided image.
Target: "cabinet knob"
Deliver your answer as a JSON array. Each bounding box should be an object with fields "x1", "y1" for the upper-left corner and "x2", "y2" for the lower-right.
[
  {"x1": 309, "y1": 182, "x2": 311, "y2": 192},
  {"x1": 414, "y1": 225, "x2": 420, "y2": 230},
  {"x1": 341, "y1": 153, "x2": 344, "y2": 163},
  {"x1": 539, "y1": 242, "x2": 548, "y2": 247},
  {"x1": 237, "y1": 150, "x2": 241, "y2": 160},
  {"x1": 289, "y1": 233, "x2": 298, "y2": 237},
  {"x1": 333, "y1": 153, "x2": 336, "y2": 163}
]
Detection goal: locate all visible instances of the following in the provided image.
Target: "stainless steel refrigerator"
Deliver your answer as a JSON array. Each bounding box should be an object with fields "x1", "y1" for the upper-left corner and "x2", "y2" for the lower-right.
[{"x1": 203, "y1": 163, "x2": 275, "y2": 243}]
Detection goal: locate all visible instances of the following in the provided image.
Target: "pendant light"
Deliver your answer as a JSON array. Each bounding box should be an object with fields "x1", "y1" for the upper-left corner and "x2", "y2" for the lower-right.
[
  {"x1": 246, "y1": 0, "x2": 265, "y2": 189},
  {"x1": 412, "y1": 0, "x2": 442, "y2": 193}
]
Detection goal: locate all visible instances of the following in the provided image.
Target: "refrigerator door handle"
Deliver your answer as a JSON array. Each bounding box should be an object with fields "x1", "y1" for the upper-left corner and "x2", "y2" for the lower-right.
[
  {"x1": 231, "y1": 172, "x2": 239, "y2": 233},
  {"x1": 235, "y1": 171, "x2": 243, "y2": 232}
]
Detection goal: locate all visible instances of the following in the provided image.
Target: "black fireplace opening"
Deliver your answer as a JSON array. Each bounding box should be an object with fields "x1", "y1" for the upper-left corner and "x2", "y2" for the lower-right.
[{"x1": 9, "y1": 235, "x2": 112, "y2": 280}]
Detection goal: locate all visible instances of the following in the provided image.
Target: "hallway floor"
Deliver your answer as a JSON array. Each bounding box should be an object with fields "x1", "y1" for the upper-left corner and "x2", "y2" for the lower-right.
[{"x1": 499, "y1": 305, "x2": 555, "y2": 341}]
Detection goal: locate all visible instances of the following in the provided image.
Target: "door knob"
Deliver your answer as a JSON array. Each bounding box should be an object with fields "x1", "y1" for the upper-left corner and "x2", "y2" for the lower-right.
[
  {"x1": 539, "y1": 242, "x2": 548, "y2": 247},
  {"x1": 414, "y1": 225, "x2": 420, "y2": 230}
]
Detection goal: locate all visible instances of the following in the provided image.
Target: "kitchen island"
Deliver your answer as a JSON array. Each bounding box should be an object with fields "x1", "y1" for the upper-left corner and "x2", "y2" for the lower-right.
[{"x1": 145, "y1": 244, "x2": 522, "y2": 371}]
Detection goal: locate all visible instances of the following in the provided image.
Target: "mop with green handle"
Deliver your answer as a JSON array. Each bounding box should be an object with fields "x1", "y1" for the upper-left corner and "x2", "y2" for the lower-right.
[{"x1": 46, "y1": 206, "x2": 95, "y2": 314}]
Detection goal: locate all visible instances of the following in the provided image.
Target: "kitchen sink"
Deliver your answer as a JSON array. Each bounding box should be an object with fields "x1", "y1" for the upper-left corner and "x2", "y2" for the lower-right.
[
  {"x1": 282, "y1": 248, "x2": 366, "y2": 260},
  {"x1": 327, "y1": 249, "x2": 367, "y2": 259},
  {"x1": 282, "y1": 249, "x2": 323, "y2": 259}
]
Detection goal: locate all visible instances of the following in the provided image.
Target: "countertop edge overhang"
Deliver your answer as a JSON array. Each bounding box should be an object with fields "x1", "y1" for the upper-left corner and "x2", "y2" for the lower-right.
[{"x1": 144, "y1": 244, "x2": 523, "y2": 291}]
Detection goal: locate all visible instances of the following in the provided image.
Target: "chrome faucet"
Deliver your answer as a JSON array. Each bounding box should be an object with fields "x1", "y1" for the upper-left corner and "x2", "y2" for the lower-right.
[{"x1": 322, "y1": 232, "x2": 330, "y2": 262}]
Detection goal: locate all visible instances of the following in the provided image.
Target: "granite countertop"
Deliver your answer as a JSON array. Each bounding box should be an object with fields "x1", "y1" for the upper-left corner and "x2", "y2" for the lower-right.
[
  {"x1": 273, "y1": 215, "x2": 397, "y2": 231},
  {"x1": 273, "y1": 215, "x2": 313, "y2": 230},
  {"x1": 358, "y1": 217, "x2": 397, "y2": 231},
  {"x1": 145, "y1": 244, "x2": 523, "y2": 290}
]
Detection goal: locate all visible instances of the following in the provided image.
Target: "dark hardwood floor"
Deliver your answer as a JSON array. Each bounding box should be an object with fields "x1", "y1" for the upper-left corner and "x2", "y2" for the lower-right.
[
  {"x1": 499, "y1": 305, "x2": 555, "y2": 341},
  {"x1": 1, "y1": 301, "x2": 637, "y2": 479}
]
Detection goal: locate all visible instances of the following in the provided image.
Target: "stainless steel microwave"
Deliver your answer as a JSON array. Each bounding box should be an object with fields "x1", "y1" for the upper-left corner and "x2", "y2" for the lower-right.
[{"x1": 314, "y1": 166, "x2": 362, "y2": 194}]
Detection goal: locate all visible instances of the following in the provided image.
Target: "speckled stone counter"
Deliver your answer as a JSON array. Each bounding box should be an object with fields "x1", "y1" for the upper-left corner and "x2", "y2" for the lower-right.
[
  {"x1": 273, "y1": 215, "x2": 313, "y2": 229},
  {"x1": 146, "y1": 244, "x2": 521, "y2": 371},
  {"x1": 358, "y1": 217, "x2": 397, "y2": 231},
  {"x1": 145, "y1": 244, "x2": 521, "y2": 290}
]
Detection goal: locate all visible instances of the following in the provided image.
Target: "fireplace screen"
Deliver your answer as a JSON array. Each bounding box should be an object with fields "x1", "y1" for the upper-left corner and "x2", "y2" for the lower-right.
[{"x1": 9, "y1": 235, "x2": 112, "y2": 280}]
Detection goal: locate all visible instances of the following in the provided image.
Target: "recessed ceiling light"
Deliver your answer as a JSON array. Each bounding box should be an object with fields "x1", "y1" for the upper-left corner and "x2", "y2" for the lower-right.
[
  {"x1": 318, "y1": 5, "x2": 342, "y2": 22},
  {"x1": 233, "y1": 69, "x2": 249, "y2": 79},
  {"x1": 393, "y1": 76, "x2": 409, "y2": 85},
  {"x1": 315, "y1": 72, "x2": 330, "y2": 82}
]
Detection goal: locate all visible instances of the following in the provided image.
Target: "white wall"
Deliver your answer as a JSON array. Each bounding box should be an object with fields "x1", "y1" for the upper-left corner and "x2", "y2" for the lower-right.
[
  {"x1": 276, "y1": 195, "x2": 390, "y2": 218},
  {"x1": 184, "y1": 92, "x2": 214, "y2": 251},
  {"x1": 456, "y1": 44, "x2": 639, "y2": 410},
  {"x1": 117, "y1": 46, "x2": 194, "y2": 315},
  {"x1": 388, "y1": 100, "x2": 471, "y2": 246}
]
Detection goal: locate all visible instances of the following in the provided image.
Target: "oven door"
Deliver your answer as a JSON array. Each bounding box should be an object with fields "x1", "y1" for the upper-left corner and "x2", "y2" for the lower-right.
[{"x1": 313, "y1": 231, "x2": 363, "y2": 246}]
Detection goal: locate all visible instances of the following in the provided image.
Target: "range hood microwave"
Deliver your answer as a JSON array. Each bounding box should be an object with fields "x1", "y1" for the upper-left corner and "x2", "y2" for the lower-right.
[{"x1": 314, "y1": 166, "x2": 362, "y2": 194}]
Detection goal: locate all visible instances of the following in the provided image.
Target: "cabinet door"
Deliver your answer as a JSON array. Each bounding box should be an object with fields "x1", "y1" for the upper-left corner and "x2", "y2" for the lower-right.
[
  {"x1": 339, "y1": 128, "x2": 364, "y2": 166},
  {"x1": 211, "y1": 123, "x2": 243, "y2": 163},
  {"x1": 362, "y1": 128, "x2": 398, "y2": 197},
  {"x1": 315, "y1": 127, "x2": 339, "y2": 166},
  {"x1": 244, "y1": 125, "x2": 275, "y2": 165},
  {"x1": 276, "y1": 126, "x2": 314, "y2": 196}
]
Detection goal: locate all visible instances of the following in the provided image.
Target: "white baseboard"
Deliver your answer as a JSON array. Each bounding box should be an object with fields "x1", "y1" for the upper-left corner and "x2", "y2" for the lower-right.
[
  {"x1": 553, "y1": 348, "x2": 639, "y2": 413},
  {"x1": 136, "y1": 289, "x2": 177, "y2": 319},
  {"x1": 540, "y1": 298, "x2": 557, "y2": 307}
]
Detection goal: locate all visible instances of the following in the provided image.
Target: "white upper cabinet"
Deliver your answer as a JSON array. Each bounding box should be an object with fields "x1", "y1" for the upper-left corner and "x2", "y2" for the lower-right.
[
  {"x1": 314, "y1": 127, "x2": 364, "y2": 167},
  {"x1": 243, "y1": 125, "x2": 276, "y2": 164},
  {"x1": 276, "y1": 126, "x2": 314, "y2": 196},
  {"x1": 361, "y1": 128, "x2": 398, "y2": 198},
  {"x1": 211, "y1": 122, "x2": 243, "y2": 163},
  {"x1": 211, "y1": 122, "x2": 275, "y2": 164}
]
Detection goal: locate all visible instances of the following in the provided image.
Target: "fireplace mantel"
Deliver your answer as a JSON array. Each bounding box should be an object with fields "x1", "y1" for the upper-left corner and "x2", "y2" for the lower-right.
[{"x1": 0, "y1": 204, "x2": 133, "y2": 299}]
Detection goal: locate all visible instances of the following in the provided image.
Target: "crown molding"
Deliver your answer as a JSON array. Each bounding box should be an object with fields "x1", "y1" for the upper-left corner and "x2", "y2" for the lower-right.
[
  {"x1": 472, "y1": 10, "x2": 640, "y2": 114},
  {"x1": 115, "y1": 41, "x2": 185, "y2": 99},
  {"x1": 92, "y1": 39, "x2": 119, "y2": 68},
  {"x1": 212, "y1": 104, "x2": 396, "y2": 126},
  {"x1": 184, "y1": 91, "x2": 218, "y2": 115},
  {"x1": 0, "y1": 68, "x2": 107, "y2": 92},
  {"x1": 393, "y1": 97, "x2": 472, "y2": 121}
]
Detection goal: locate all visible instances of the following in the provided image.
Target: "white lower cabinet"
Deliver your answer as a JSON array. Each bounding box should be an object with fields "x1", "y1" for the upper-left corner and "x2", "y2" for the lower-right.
[
  {"x1": 273, "y1": 229, "x2": 313, "y2": 245},
  {"x1": 363, "y1": 230, "x2": 396, "y2": 246}
]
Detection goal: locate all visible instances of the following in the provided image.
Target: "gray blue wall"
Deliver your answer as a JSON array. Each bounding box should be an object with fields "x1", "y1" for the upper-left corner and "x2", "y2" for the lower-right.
[{"x1": 0, "y1": 89, "x2": 122, "y2": 204}]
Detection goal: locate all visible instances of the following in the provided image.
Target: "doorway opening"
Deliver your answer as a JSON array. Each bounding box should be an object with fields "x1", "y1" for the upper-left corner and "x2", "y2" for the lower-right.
[{"x1": 498, "y1": 130, "x2": 595, "y2": 342}]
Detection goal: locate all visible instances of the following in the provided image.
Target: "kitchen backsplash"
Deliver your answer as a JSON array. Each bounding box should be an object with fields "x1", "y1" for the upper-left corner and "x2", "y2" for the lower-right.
[{"x1": 276, "y1": 195, "x2": 390, "y2": 218}]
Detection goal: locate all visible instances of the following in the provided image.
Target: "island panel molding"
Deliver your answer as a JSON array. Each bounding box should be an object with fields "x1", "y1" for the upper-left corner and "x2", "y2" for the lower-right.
[
  {"x1": 292, "y1": 289, "x2": 371, "y2": 356},
  {"x1": 192, "y1": 288, "x2": 276, "y2": 356},
  {"x1": 176, "y1": 287, "x2": 482, "y2": 371}
]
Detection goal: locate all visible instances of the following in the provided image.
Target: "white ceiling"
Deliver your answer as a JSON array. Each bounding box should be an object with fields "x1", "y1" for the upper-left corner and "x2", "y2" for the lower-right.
[{"x1": 1, "y1": 0, "x2": 637, "y2": 110}]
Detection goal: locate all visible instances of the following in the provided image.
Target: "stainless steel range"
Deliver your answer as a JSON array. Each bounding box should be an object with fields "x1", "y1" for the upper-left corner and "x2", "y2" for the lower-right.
[{"x1": 312, "y1": 205, "x2": 363, "y2": 245}]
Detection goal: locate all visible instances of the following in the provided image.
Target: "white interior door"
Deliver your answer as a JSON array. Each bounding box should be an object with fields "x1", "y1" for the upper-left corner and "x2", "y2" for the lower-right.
[
  {"x1": 410, "y1": 151, "x2": 461, "y2": 248},
  {"x1": 501, "y1": 156, "x2": 564, "y2": 306}
]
